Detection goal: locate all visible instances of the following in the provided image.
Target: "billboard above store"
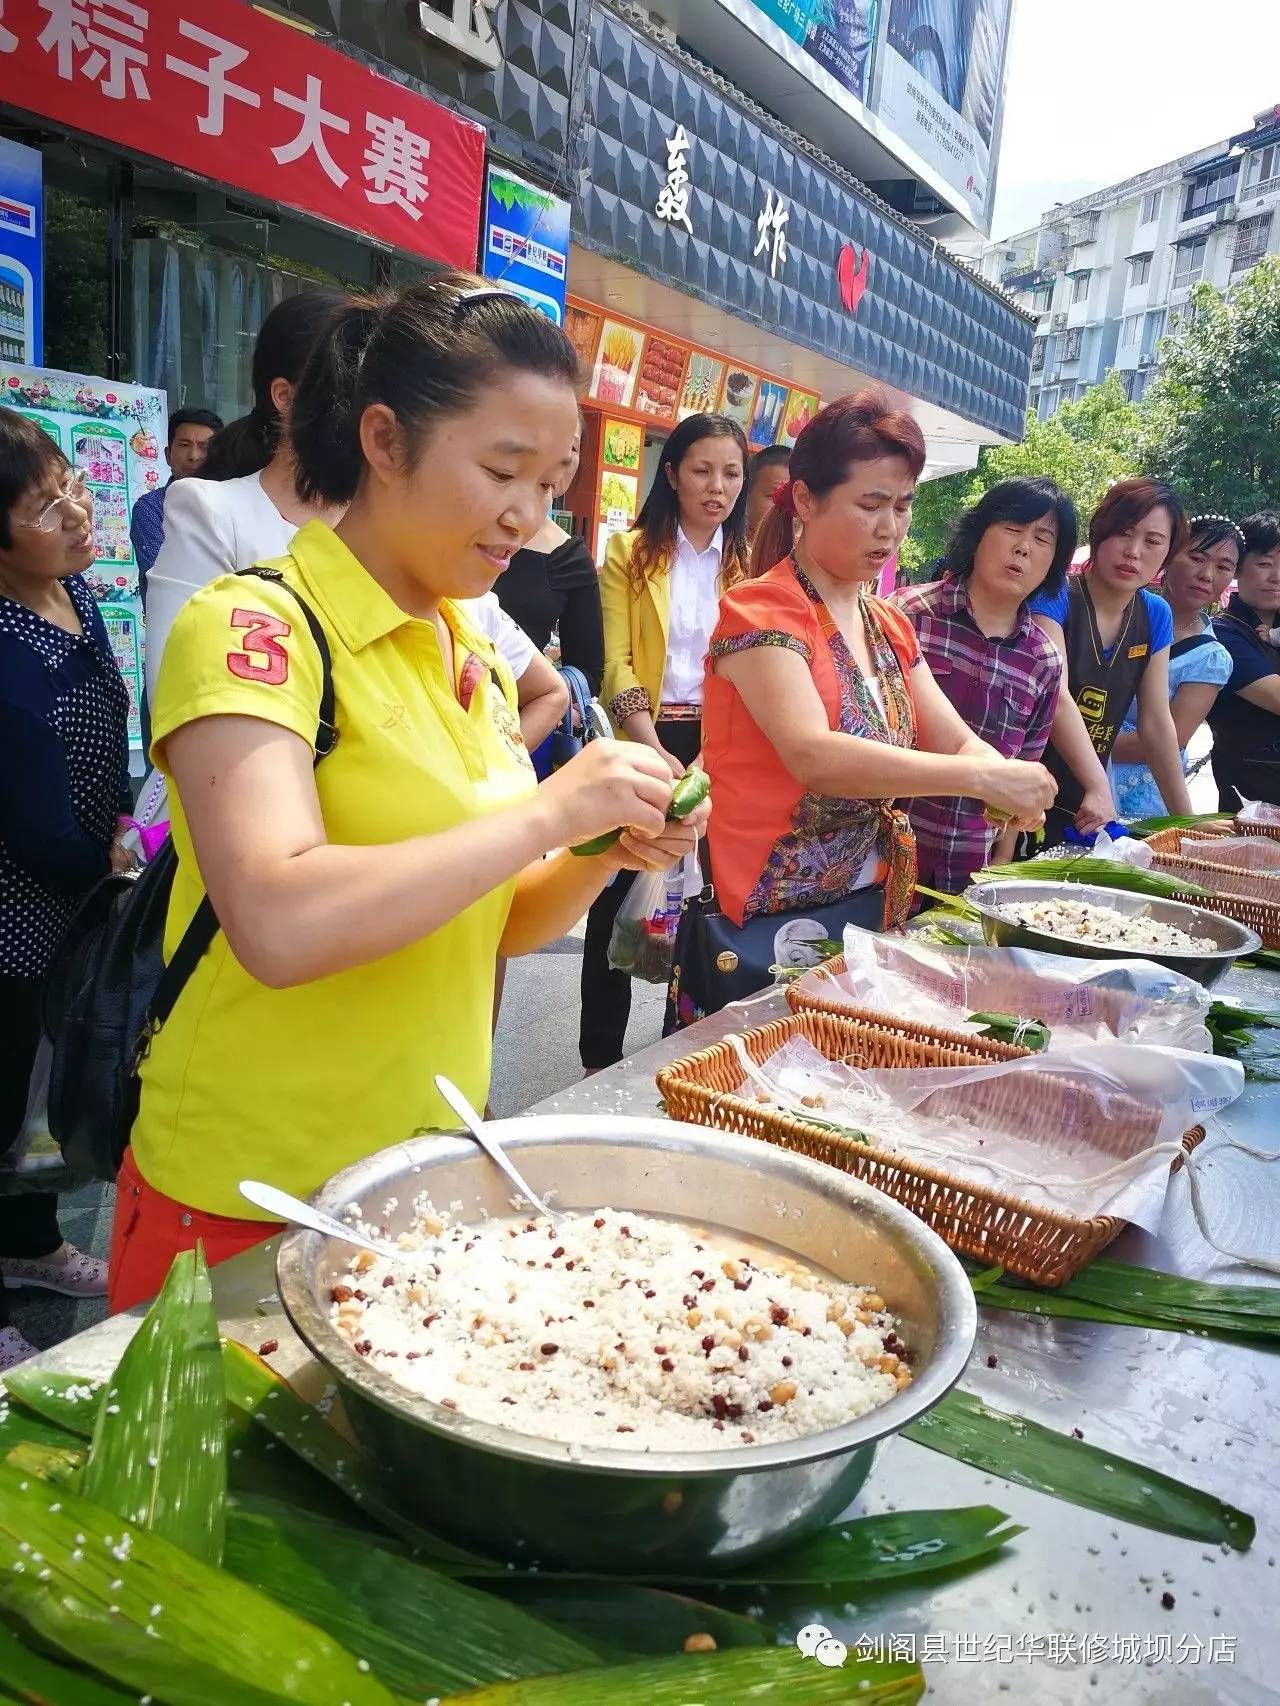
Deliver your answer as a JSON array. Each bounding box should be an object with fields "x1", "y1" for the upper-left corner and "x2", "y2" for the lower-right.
[
  {"x1": 482, "y1": 165, "x2": 570, "y2": 325},
  {"x1": 870, "y1": 0, "x2": 1013, "y2": 229},
  {"x1": 0, "y1": 0, "x2": 485, "y2": 268},
  {"x1": 732, "y1": 0, "x2": 879, "y2": 104}
]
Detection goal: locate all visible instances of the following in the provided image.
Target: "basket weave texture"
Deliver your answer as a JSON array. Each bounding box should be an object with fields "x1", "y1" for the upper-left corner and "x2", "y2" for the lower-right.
[
  {"x1": 1143, "y1": 827, "x2": 1280, "y2": 945},
  {"x1": 656, "y1": 1010, "x2": 1203, "y2": 1288}
]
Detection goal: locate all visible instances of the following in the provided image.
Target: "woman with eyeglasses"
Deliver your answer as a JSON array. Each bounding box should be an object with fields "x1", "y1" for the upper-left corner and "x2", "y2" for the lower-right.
[{"x1": 0, "y1": 409, "x2": 127, "y2": 1368}]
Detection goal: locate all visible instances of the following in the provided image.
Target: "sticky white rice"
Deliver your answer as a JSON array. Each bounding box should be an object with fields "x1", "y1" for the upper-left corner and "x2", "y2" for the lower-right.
[
  {"x1": 329, "y1": 1205, "x2": 910, "y2": 1451},
  {"x1": 997, "y1": 895, "x2": 1214, "y2": 954}
]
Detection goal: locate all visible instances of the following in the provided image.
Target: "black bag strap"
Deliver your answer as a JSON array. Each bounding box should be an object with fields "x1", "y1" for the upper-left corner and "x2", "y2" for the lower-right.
[{"x1": 137, "y1": 570, "x2": 337, "y2": 1056}]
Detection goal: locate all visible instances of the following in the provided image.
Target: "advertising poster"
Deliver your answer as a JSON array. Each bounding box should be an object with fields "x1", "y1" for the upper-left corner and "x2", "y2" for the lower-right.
[
  {"x1": 634, "y1": 335, "x2": 688, "y2": 421},
  {"x1": 874, "y1": 0, "x2": 1013, "y2": 228},
  {"x1": 735, "y1": 0, "x2": 878, "y2": 103},
  {"x1": 749, "y1": 378, "x2": 790, "y2": 447},
  {"x1": 0, "y1": 362, "x2": 167, "y2": 749},
  {"x1": 591, "y1": 321, "x2": 644, "y2": 408},
  {"x1": 678, "y1": 353, "x2": 726, "y2": 420},
  {"x1": 0, "y1": 137, "x2": 42, "y2": 364},
  {"x1": 780, "y1": 388, "x2": 821, "y2": 447},
  {"x1": 482, "y1": 165, "x2": 570, "y2": 325},
  {"x1": 718, "y1": 365, "x2": 761, "y2": 430}
]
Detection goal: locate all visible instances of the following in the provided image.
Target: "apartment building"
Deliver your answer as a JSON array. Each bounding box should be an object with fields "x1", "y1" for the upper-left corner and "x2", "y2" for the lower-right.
[{"x1": 979, "y1": 104, "x2": 1280, "y2": 420}]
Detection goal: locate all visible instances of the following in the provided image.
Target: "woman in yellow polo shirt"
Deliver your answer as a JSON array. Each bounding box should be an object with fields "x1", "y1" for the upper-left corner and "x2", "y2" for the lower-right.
[
  {"x1": 109, "y1": 275, "x2": 707, "y2": 1312},
  {"x1": 581, "y1": 414, "x2": 749, "y2": 1069}
]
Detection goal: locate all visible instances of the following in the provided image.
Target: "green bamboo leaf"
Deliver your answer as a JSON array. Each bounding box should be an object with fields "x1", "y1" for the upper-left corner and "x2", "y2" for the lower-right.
[
  {"x1": 0, "y1": 1462, "x2": 395, "y2": 1705},
  {"x1": 441, "y1": 1647, "x2": 923, "y2": 1703},
  {"x1": 1124, "y1": 811, "x2": 1231, "y2": 836},
  {"x1": 456, "y1": 1507, "x2": 1021, "y2": 1589},
  {"x1": 0, "y1": 1621, "x2": 138, "y2": 1705},
  {"x1": 1240, "y1": 947, "x2": 1280, "y2": 972},
  {"x1": 1, "y1": 1370, "x2": 103, "y2": 1439},
  {"x1": 968, "y1": 1256, "x2": 1280, "y2": 1341},
  {"x1": 980, "y1": 858, "x2": 1211, "y2": 899},
  {"x1": 223, "y1": 1501, "x2": 603, "y2": 1697},
  {"x1": 484, "y1": 1581, "x2": 771, "y2": 1656},
  {"x1": 222, "y1": 1339, "x2": 484, "y2": 1564},
  {"x1": 0, "y1": 1387, "x2": 86, "y2": 1455},
  {"x1": 6, "y1": 1440, "x2": 83, "y2": 1485},
  {"x1": 905, "y1": 1390, "x2": 1254, "y2": 1550},
  {"x1": 80, "y1": 1247, "x2": 227, "y2": 1568}
]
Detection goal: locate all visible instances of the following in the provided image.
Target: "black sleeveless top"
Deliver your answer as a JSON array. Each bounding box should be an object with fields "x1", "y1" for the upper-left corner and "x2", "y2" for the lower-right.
[{"x1": 1046, "y1": 576, "x2": 1153, "y2": 816}]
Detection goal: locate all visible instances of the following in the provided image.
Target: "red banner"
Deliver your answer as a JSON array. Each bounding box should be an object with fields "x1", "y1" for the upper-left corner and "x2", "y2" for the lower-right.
[{"x1": 0, "y1": 0, "x2": 485, "y2": 268}]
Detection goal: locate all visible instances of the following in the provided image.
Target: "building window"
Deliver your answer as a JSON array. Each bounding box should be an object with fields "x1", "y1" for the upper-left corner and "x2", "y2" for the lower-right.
[
  {"x1": 1172, "y1": 237, "x2": 1207, "y2": 291},
  {"x1": 1128, "y1": 254, "x2": 1152, "y2": 287},
  {"x1": 1120, "y1": 313, "x2": 1141, "y2": 349},
  {"x1": 1143, "y1": 308, "x2": 1166, "y2": 355},
  {"x1": 1035, "y1": 285, "x2": 1053, "y2": 312},
  {"x1": 1071, "y1": 270, "x2": 1090, "y2": 304},
  {"x1": 1244, "y1": 143, "x2": 1280, "y2": 198},
  {"x1": 1062, "y1": 327, "x2": 1083, "y2": 361},
  {"x1": 1233, "y1": 212, "x2": 1273, "y2": 274},
  {"x1": 1031, "y1": 336, "x2": 1046, "y2": 371},
  {"x1": 1117, "y1": 369, "x2": 1138, "y2": 401},
  {"x1": 1182, "y1": 159, "x2": 1239, "y2": 222},
  {"x1": 1139, "y1": 188, "x2": 1162, "y2": 225},
  {"x1": 1029, "y1": 388, "x2": 1041, "y2": 413},
  {"x1": 1041, "y1": 388, "x2": 1059, "y2": 415}
]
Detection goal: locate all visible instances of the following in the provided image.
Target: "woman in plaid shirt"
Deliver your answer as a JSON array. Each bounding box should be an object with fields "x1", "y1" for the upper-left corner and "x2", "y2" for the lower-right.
[{"x1": 895, "y1": 479, "x2": 1073, "y2": 892}]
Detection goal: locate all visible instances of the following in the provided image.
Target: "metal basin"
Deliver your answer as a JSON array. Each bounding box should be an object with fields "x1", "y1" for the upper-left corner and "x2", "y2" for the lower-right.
[
  {"x1": 276, "y1": 1116, "x2": 976, "y2": 1571},
  {"x1": 964, "y1": 879, "x2": 1260, "y2": 989}
]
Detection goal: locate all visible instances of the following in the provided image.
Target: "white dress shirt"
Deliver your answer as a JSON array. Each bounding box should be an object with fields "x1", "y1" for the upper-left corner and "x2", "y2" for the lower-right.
[{"x1": 660, "y1": 525, "x2": 723, "y2": 706}]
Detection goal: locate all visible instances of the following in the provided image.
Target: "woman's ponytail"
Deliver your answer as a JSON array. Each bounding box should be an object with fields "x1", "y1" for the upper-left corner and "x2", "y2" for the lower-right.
[
  {"x1": 200, "y1": 407, "x2": 276, "y2": 480},
  {"x1": 291, "y1": 300, "x2": 382, "y2": 506},
  {"x1": 750, "y1": 481, "x2": 796, "y2": 578}
]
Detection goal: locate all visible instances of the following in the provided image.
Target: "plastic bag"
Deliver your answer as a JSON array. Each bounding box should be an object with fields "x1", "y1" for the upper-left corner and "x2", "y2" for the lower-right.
[
  {"x1": 730, "y1": 1030, "x2": 1242, "y2": 1231},
  {"x1": 1235, "y1": 794, "x2": 1280, "y2": 826},
  {"x1": 608, "y1": 859, "x2": 688, "y2": 982},
  {"x1": 1091, "y1": 827, "x2": 1154, "y2": 869},
  {"x1": 1179, "y1": 833, "x2": 1280, "y2": 872},
  {"x1": 801, "y1": 924, "x2": 1215, "y2": 1051}
]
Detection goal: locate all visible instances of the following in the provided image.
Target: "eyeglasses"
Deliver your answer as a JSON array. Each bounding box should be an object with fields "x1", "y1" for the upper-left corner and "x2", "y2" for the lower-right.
[{"x1": 15, "y1": 469, "x2": 89, "y2": 534}]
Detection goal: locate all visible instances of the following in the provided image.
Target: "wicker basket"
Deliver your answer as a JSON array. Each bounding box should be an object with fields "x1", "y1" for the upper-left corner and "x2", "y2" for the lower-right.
[
  {"x1": 1138, "y1": 827, "x2": 1280, "y2": 945},
  {"x1": 657, "y1": 1010, "x2": 1204, "y2": 1288},
  {"x1": 1233, "y1": 814, "x2": 1280, "y2": 844},
  {"x1": 785, "y1": 955, "x2": 1161, "y2": 1039}
]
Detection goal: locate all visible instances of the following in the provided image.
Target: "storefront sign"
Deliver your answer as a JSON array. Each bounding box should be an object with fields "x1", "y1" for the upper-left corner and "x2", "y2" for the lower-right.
[
  {"x1": 482, "y1": 165, "x2": 569, "y2": 325},
  {"x1": 0, "y1": 136, "x2": 41, "y2": 363},
  {"x1": 0, "y1": 0, "x2": 485, "y2": 267},
  {"x1": 655, "y1": 125, "x2": 694, "y2": 234},
  {"x1": 0, "y1": 360, "x2": 168, "y2": 749},
  {"x1": 754, "y1": 187, "x2": 789, "y2": 278},
  {"x1": 872, "y1": 0, "x2": 1013, "y2": 228},
  {"x1": 838, "y1": 242, "x2": 870, "y2": 313},
  {"x1": 414, "y1": 0, "x2": 500, "y2": 71}
]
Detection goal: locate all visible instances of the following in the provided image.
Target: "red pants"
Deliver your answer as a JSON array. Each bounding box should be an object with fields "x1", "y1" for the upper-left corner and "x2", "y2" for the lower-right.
[{"x1": 109, "y1": 1147, "x2": 281, "y2": 1314}]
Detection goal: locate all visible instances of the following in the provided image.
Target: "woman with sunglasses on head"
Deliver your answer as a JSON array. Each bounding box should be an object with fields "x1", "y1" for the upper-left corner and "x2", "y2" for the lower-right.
[
  {"x1": 108, "y1": 276, "x2": 706, "y2": 1312},
  {"x1": 579, "y1": 414, "x2": 749, "y2": 1071},
  {"x1": 1030, "y1": 478, "x2": 1194, "y2": 844},
  {"x1": 684, "y1": 393, "x2": 1054, "y2": 1015},
  {"x1": 1109, "y1": 515, "x2": 1238, "y2": 820},
  {"x1": 0, "y1": 410, "x2": 125, "y2": 1367}
]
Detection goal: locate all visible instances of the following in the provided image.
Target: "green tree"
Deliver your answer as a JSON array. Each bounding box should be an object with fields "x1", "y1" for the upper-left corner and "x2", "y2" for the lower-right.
[
  {"x1": 1140, "y1": 256, "x2": 1280, "y2": 514},
  {"x1": 900, "y1": 372, "x2": 1143, "y2": 580}
]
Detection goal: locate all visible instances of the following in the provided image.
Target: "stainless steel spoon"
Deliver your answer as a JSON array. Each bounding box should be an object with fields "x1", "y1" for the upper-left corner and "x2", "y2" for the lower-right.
[
  {"x1": 434, "y1": 1073, "x2": 565, "y2": 1230},
  {"x1": 238, "y1": 1178, "x2": 414, "y2": 1264}
]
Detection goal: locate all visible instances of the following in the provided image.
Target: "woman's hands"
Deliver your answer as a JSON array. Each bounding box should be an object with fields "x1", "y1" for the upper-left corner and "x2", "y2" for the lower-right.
[
  {"x1": 540, "y1": 739, "x2": 681, "y2": 851},
  {"x1": 973, "y1": 755, "x2": 1058, "y2": 830}
]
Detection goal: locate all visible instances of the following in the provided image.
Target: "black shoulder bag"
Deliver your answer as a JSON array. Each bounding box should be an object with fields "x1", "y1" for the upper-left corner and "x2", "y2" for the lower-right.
[{"x1": 42, "y1": 569, "x2": 339, "y2": 1182}]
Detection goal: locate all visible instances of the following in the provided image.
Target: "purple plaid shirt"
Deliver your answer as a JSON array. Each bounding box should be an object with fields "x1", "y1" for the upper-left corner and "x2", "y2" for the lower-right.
[{"x1": 894, "y1": 576, "x2": 1062, "y2": 893}]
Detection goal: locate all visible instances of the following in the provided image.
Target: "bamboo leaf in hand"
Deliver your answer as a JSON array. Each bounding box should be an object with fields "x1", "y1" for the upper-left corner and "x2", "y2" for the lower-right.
[
  {"x1": 904, "y1": 1390, "x2": 1254, "y2": 1550},
  {"x1": 81, "y1": 1246, "x2": 227, "y2": 1568},
  {"x1": 439, "y1": 1646, "x2": 924, "y2": 1704}
]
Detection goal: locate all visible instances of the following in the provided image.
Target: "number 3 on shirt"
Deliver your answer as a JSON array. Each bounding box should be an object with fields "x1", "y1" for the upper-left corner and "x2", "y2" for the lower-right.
[{"x1": 227, "y1": 608, "x2": 291, "y2": 685}]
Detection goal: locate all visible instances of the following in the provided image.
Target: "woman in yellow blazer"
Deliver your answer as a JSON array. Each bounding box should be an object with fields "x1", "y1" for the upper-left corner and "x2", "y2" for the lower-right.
[{"x1": 582, "y1": 414, "x2": 750, "y2": 1068}]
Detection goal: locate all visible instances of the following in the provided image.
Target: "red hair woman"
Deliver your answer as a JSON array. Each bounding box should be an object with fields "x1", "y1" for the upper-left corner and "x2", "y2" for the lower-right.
[{"x1": 671, "y1": 391, "x2": 1056, "y2": 1020}]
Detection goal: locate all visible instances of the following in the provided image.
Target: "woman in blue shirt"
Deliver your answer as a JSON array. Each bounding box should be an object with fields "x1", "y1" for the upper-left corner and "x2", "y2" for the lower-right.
[
  {"x1": 1030, "y1": 478, "x2": 1193, "y2": 843},
  {"x1": 0, "y1": 409, "x2": 127, "y2": 1370},
  {"x1": 1110, "y1": 515, "x2": 1237, "y2": 819}
]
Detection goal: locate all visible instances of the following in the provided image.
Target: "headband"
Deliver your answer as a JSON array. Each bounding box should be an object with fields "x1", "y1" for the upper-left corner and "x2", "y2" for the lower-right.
[
  {"x1": 771, "y1": 478, "x2": 797, "y2": 516},
  {"x1": 1190, "y1": 512, "x2": 1246, "y2": 550},
  {"x1": 453, "y1": 285, "x2": 516, "y2": 320}
]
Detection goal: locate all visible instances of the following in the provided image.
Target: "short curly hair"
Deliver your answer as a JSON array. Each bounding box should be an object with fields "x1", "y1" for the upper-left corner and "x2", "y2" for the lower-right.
[
  {"x1": 942, "y1": 477, "x2": 1078, "y2": 598},
  {"x1": 0, "y1": 407, "x2": 70, "y2": 550}
]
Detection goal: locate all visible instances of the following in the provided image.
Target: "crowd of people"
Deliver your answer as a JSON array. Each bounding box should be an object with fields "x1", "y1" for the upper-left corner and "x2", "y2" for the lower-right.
[{"x1": 3, "y1": 269, "x2": 1280, "y2": 1368}]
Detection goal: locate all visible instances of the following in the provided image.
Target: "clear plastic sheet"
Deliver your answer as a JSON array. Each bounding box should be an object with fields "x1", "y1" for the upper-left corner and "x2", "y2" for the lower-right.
[
  {"x1": 729, "y1": 1031, "x2": 1243, "y2": 1231},
  {"x1": 803, "y1": 925, "x2": 1215, "y2": 1051}
]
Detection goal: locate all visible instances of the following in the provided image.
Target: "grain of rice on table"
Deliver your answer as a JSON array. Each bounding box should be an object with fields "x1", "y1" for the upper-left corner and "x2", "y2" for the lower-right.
[
  {"x1": 330, "y1": 1206, "x2": 910, "y2": 1450},
  {"x1": 997, "y1": 895, "x2": 1214, "y2": 954}
]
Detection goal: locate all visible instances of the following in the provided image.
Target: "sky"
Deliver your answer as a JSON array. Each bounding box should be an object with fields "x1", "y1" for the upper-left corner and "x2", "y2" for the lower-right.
[{"x1": 990, "y1": 0, "x2": 1280, "y2": 239}]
